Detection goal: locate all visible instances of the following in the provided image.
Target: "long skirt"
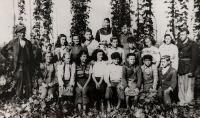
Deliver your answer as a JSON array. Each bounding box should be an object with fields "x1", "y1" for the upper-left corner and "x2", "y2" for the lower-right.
[{"x1": 15, "y1": 64, "x2": 32, "y2": 99}]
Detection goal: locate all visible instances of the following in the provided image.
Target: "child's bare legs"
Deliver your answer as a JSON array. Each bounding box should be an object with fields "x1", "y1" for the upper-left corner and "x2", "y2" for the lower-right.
[
  {"x1": 116, "y1": 99, "x2": 121, "y2": 109},
  {"x1": 107, "y1": 100, "x2": 111, "y2": 112},
  {"x1": 78, "y1": 104, "x2": 82, "y2": 112},
  {"x1": 131, "y1": 96, "x2": 138, "y2": 110},
  {"x1": 101, "y1": 100, "x2": 104, "y2": 110},
  {"x1": 126, "y1": 96, "x2": 130, "y2": 109},
  {"x1": 83, "y1": 105, "x2": 86, "y2": 115}
]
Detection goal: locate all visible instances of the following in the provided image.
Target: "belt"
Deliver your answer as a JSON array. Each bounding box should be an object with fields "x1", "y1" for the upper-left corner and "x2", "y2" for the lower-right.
[{"x1": 179, "y1": 58, "x2": 191, "y2": 60}]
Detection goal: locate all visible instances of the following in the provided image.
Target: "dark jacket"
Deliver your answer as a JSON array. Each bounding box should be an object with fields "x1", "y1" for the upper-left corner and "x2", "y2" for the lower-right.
[
  {"x1": 158, "y1": 67, "x2": 177, "y2": 90},
  {"x1": 177, "y1": 39, "x2": 199, "y2": 75},
  {"x1": 124, "y1": 48, "x2": 142, "y2": 65},
  {"x1": 122, "y1": 64, "x2": 142, "y2": 89},
  {"x1": 1, "y1": 38, "x2": 34, "y2": 74}
]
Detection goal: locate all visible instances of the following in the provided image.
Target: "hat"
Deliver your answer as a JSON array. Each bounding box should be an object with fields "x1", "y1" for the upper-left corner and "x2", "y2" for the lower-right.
[
  {"x1": 15, "y1": 25, "x2": 26, "y2": 33},
  {"x1": 143, "y1": 54, "x2": 153, "y2": 61},
  {"x1": 111, "y1": 52, "x2": 120, "y2": 59}
]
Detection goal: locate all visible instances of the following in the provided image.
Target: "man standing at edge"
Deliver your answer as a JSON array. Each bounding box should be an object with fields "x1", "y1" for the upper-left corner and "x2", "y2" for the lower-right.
[
  {"x1": 1, "y1": 25, "x2": 35, "y2": 99},
  {"x1": 177, "y1": 28, "x2": 199, "y2": 106}
]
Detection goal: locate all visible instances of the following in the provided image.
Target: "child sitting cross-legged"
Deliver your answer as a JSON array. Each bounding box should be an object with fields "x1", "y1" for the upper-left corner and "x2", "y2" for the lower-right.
[
  {"x1": 56, "y1": 53, "x2": 75, "y2": 104},
  {"x1": 157, "y1": 55, "x2": 177, "y2": 105},
  {"x1": 140, "y1": 54, "x2": 158, "y2": 103},
  {"x1": 104, "y1": 52, "x2": 124, "y2": 112},
  {"x1": 122, "y1": 53, "x2": 142, "y2": 109}
]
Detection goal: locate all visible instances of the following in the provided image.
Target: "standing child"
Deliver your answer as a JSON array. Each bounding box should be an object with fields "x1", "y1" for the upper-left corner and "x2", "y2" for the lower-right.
[
  {"x1": 104, "y1": 52, "x2": 124, "y2": 111},
  {"x1": 157, "y1": 55, "x2": 177, "y2": 105},
  {"x1": 140, "y1": 54, "x2": 158, "y2": 102},
  {"x1": 89, "y1": 49, "x2": 108, "y2": 111},
  {"x1": 107, "y1": 37, "x2": 124, "y2": 64},
  {"x1": 56, "y1": 53, "x2": 75, "y2": 103},
  {"x1": 119, "y1": 23, "x2": 132, "y2": 48},
  {"x1": 122, "y1": 53, "x2": 142, "y2": 109},
  {"x1": 75, "y1": 50, "x2": 92, "y2": 115}
]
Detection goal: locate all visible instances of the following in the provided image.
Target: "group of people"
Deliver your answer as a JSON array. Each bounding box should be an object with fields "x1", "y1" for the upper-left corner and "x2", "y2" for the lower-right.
[{"x1": 1, "y1": 18, "x2": 199, "y2": 114}]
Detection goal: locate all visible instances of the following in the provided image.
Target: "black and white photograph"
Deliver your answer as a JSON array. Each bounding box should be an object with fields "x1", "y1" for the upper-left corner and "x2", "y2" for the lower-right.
[{"x1": 0, "y1": 0, "x2": 200, "y2": 117}]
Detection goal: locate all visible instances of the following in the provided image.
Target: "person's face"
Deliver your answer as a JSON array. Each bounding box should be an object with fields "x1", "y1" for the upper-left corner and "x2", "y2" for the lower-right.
[
  {"x1": 165, "y1": 36, "x2": 172, "y2": 45},
  {"x1": 144, "y1": 27, "x2": 150, "y2": 34},
  {"x1": 179, "y1": 31, "x2": 188, "y2": 42},
  {"x1": 73, "y1": 36, "x2": 79, "y2": 45},
  {"x1": 80, "y1": 54, "x2": 87, "y2": 63},
  {"x1": 144, "y1": 38, "x2": 152, "y2": 48},
  {"x1": 128, "y1": 42, "x2": 136, "y2": 49},
  {"x1": 112, "y1": 39, "x2": 118, "y2": 48},
  {"x1": 17, "y1": 32, "x2": 25, "y2": 39},
  {"x1": 112, "y1": 58, "x2": 120, "y2": 65},
  {"x1": 103, "y1": 20, "x2": 110, "y2": 29},
  {"x1": 127, "y1": 56, "x2": 136, "y2": 65},
  {"x1": 122, "y1": 25, "x2": 128, "y2": 34},
  {"x1": 43, "y1": 38, "x2": 50, "y2": 47},
  {"x1": 64, "y1": 54, "x2": 70, "y2": 64},
  {"x1": 46, "y1": 45, "x2": 52, "y2": 52},
  {"x1": 161, "y1": 59, "x2": 170, "y2": 68},
  {"x1": 60, "y1": 37, "x2": 66, "y2": 46},
  {"x1": 143, "y1": 59, "x2": 152, "y2": 67},
  {"x1": 84, "y1": 31, "x2": 92, "y2": 40},
  {"x1": 97, "y1": 52, "x2": 103, "y2": 61},
  {"x1": 45, "y1": 53, "x2": 52, "y2": 63}
]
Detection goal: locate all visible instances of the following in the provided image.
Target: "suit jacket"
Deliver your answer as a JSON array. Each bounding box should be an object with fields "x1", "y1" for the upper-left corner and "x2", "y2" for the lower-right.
[
  {"x1": 158, "y1": 67, "x2": 177, "y2": 90},
  {"x1": 177, "y1": 39, "x2": 199, "y2": 75},
  {"x1": 1, "y1": 38, "x2": 34, "y2": 74}
]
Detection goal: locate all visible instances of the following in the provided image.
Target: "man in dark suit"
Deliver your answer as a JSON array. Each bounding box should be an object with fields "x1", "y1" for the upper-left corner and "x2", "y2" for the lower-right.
[
  {"x1": 177, "y1": 28, "x2": 199, "y2": 106},
  {"x1": 1, "y1": 25, "x2": 34, "y2": 99}
]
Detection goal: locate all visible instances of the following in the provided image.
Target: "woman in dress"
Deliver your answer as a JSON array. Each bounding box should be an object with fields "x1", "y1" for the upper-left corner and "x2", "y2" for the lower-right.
[{"x1": 159, "y1": 34, "x2": 178, "y2": 70}]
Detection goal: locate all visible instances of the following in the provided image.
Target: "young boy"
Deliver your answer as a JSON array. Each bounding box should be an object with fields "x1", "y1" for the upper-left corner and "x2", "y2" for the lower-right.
[
  {"x1": 140, "y1": 54, "x2": 158, "y2": 102},
  {"x1": 122, "y1": 53, "x2": 142, "y2": 109},
  {"x1": 157, "y1": 55, "x2": 177, "y2": 105},
  {"x1": 120, "y1": 23, "x2": 131, "y2": 48},
  {"x1": 107, "y1": 37, "x2": 124, "y2": 64},
  {"x1": 38, "y1": 52, "x2": 57, "y2": 99},
  {"x1": 124, "y1": 36, "x2": 141, "y2": 65},
  {"x1": 57, "y1": 53, "x2": 75, "y2": 103},
  {"x1": 104, "y1": 52, "x2": 124, "y2": 111}
]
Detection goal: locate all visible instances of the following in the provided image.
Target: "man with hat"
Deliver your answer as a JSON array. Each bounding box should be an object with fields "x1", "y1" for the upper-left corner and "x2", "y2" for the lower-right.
[
  {"x1": 1, "y1": 25, "x2": 34, "y2": 99},
  {"x1": 124, "y1": 36, "x2": 141, "y2": 65}
]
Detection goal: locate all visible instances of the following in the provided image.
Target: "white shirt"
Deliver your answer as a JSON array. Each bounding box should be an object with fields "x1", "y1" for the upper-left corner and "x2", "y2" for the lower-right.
[
  {"x1": 142, "y1": 46, "x2": 160, "y2": 67},
  {"x1": 162, "y1": 66, "x2": 170, "y2": 75},
  {"x1": 92, "y1": 61, "x2": 107, "y2": 77},
  {"x1": 107, "y1": 47, "x2": 124, "y2": 63},
  {"x1": 104, "y1": 64, "x2": 122, "y2": 84},
  {"x1": 83, "y1": 40, "x2": 99, "y2": 56},
  {"x1": 159, "y1": 44, "x2": 179, "y2": 70},
  {"x1": 20, "y1": 39, "x2": 25, "y2": 48}
]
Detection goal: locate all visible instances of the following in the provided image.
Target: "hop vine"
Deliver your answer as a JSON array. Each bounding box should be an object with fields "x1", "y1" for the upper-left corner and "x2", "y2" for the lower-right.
[{"x1": 70, "y1": 0, "x2": 91, "y2": 40}]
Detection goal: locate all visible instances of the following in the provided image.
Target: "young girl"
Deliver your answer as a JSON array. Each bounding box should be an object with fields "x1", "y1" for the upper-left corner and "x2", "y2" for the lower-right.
[
  {"x1": 82, "y1": 28, "x2": 99, "y2": 58},
  {"x1": 159, "y1": 34, "x2": 178, "y2": 70},
  {"x1": 55, "y1": 34, "x2": 71, "y2": 61},
  {"x1": 75, "y1": 50, "x2": 92, "y2": 115},
  {"x1": 90, "y1": 49, "x2": 108, "y2": 111},
  {"x1": 56, "y1": 53, "x2": 75, "y2": 103}
]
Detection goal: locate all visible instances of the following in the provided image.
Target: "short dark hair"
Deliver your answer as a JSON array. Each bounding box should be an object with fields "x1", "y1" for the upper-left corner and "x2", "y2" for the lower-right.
[
  {"x1": 110, "y1": 36, "x2": 119, "y2": 42},
  {"x1": 92, "y1": 49, "x2": 108, "y2": 61},
  {"x1": 104, "y1": 18, "x2": 110, "y2": 23},
  {"x1": 143, "y1": 35, "x2": 156, "y2": 46},
  {"x1": 127, "y1": 36, "x2": 137, "y2": 43},
  {"x1": 143, "y1": 54, "x2": 153, "y2": 61},
  {"x1": 163, "y1": 34, "x2": 175, "y2": 44},
  {"x1": 179, "y1": 28, "x2": 190, "y2": 34},
  {"x1": 111, "y1": 52, "x2": 120, "y2": 59},
  {"x1": 126, "y1": 53, "x2": 136, "y2": 58},
  {"x1": 76, "y1": 50, "x2": 90, "y2": 65}
]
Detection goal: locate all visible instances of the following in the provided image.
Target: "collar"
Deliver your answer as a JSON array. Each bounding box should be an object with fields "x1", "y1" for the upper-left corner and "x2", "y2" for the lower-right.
[
  {"x1": 144, "y1": 65, "x2": 151, "y2": 69},
  {"x1": 183, "y1": 38, "x2": 189, "y2": 44},
  {"x1": 126, "y1": 63, "x2": 135, "y2": 68},
  {"x1": 111, "y1": 46, "x2": 118, "y2": 50}
]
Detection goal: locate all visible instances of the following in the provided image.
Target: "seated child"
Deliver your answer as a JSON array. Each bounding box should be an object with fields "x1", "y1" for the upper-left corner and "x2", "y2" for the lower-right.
[
  {"x1": 38, "y1": 52, "x2": 57, "y2": 100},
  {"x1": 140, "y1": 54, "x2": 158, "y2": 102},
  {"x1": 122, "y1": 53, "x2": 142, "y2": 109},
  {"x1": 107, "y1": 37, "x2": 124, "y2": 64},
  {"x1": 157, "y1": 55, "x2": 177, "y2": 105},
  {"x1": 104, "y1": 52, "x2": 124, "y2": 111},
  {"x1": 56, "y1": 53, "x2": 75, "y2": 103}
]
